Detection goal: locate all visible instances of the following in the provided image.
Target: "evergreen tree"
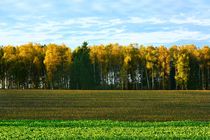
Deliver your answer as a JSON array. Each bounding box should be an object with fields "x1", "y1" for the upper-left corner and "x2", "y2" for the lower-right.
[{"x1": 71, "y1": 42, "x2": 95, "y2": 89}]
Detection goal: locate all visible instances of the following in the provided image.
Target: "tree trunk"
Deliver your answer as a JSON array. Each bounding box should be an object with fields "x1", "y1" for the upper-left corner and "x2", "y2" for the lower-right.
[
  {"x1": 4, "y1": 72, "x2": 8, "y2": 89},
  {"x1": 93, "y1": 63, "x2": 96, "y2": 84},
  {"x1": 145, "y1": 69, "x2": 150, "y2": 89},
  {"x1": 100, "y1": 63, "x2": 103, "y2": 85},
  {"x1": 207, "y1": 67, "x2": 210, "y2": 90},
  {"x1": 198, "y1": 67, "x2": 201, "y2": 89},
  {"x1": 163, "y1": 75, "x2": 165, "y2": 90},
  {"x1": 202, "y1": 68, "x2": 205, "y2": 90},
  {"x1": 50, "y1": 78, "x2": 54, "y2": 90},
  {"x1": 152, "y1": 68, "x2": 154, "y2": 89}
]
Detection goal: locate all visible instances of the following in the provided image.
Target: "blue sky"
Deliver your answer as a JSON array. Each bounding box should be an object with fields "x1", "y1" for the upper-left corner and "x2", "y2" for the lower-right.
[{"x1": 1, "y1": 0, "x2": 210, "y2": 48}]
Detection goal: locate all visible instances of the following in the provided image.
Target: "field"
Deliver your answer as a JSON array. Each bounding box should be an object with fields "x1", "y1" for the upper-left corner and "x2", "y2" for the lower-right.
[
  {"x1": 0, "y1": 90, "x2": 209, "y2": 121},
  {"x1": 0, "y1": 120, "x2": 209, "y2": 139},
  {"x1": 0, "y1": 90, "x2": 209, "y2": 139}
]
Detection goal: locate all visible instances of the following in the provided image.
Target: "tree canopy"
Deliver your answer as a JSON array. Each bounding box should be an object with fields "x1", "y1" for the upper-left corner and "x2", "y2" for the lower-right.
[{"x1": 0, "y1": 42, "x2": 209, "y2": 90}]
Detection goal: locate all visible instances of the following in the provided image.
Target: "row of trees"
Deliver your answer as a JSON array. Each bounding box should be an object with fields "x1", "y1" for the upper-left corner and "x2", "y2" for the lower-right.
[{"x1": 0, "y1": 42, "x2": 210, "y2": 90}]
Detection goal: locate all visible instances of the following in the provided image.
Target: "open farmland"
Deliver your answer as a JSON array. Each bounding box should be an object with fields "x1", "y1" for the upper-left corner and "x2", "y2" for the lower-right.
[
  {"x1": 0, "y1": 120, "x2": 209, "y2": 139},
  {"x1": 0, "y1": 90, "x2": 209, "y2": 121}
]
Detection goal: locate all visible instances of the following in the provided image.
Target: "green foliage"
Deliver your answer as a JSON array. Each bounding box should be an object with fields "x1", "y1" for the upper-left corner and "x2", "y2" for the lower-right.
[
  {"x1": 71, "y1": 42, "x2": 95, "y2": 89},
  {"x1": 0, "y1": 120, "x2": 209, "y2": 139}
]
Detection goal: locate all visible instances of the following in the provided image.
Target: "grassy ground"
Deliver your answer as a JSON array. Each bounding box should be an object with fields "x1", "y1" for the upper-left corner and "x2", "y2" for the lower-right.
[
  {"x1": 0, "y1": 120, "x2": 209, "y2": 139},
  {"x1": 0, "y1": 90, "x2": 209, "y2": 121}
]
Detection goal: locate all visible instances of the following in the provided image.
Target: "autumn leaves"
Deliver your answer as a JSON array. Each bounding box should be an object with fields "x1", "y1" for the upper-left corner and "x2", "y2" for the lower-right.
[{"x1": 0, "y1": 43, "x2": 209, "y2": 89}]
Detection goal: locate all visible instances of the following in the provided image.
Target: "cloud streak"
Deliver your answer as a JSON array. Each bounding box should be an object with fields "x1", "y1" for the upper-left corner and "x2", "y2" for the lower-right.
[{"x1": 1, "y1": 0, "x2": 210, "y2": 47}]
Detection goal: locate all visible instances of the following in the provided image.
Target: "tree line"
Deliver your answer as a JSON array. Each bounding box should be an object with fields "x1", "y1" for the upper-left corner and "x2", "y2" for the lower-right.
[{"x1": 0, "y1": 42, "x2": 210, "y2": 90}]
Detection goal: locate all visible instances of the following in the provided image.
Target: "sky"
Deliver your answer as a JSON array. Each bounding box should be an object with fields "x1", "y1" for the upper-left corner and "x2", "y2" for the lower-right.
[{"x1": 1, "y1": 0, "x2": 210, "y2": 48}]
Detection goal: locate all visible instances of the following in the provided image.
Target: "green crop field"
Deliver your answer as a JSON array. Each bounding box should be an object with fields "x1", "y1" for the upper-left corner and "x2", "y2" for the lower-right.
[
  {"x1": 0, "y1": 90, "x2": 209, "y2": 139},
  {"x1": 0, "y1": 120, "x2": 209, "y2": 139}
]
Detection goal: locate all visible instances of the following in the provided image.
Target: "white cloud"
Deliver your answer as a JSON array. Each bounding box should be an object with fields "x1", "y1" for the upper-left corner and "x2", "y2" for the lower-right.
[
  {"x1": 0, "y1": 0, "x2": 210, "y2": 48},
  {"x1": 1, "y1": 15, "x2": 210, "y2": 48},
  {"x1": 129, "y1": 17, "x2": 166, "y2": 24},
  {"x1": 92, "y1": 30, "x2": 210, "y2": 45},
  {"x1": 169, "y1": 17, "x2": 210, "y2": 26},
  {"x1": 128, "y1": 16, "x2": 210, "y2": 26}
]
